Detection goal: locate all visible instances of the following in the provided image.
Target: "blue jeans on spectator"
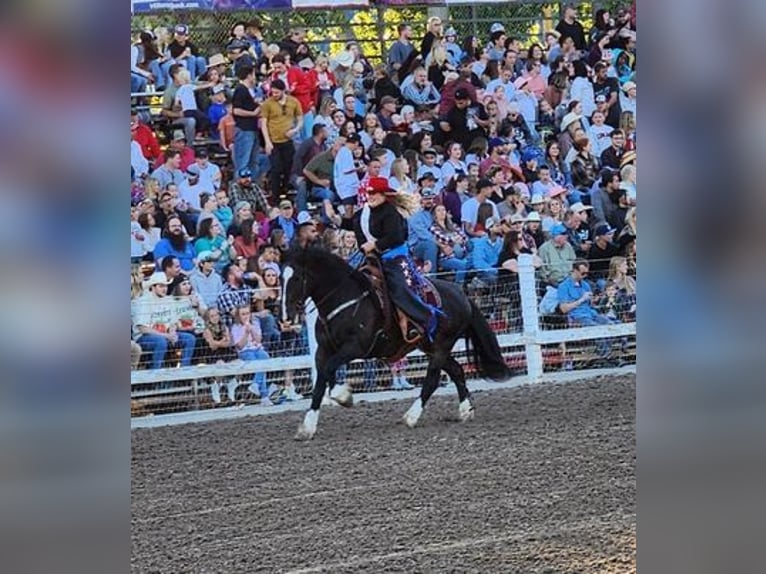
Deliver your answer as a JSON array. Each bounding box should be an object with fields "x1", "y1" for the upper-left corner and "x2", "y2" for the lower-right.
[
  {"x1": 170, "y1": 116, "x2": 196, "y2": 145},
  {"x1": 438, "y1": 255, "x2": 470, "y2": 283},
  {"x1": 238, "y1": 347, "x2": 270, "y2": 397},
  {"x1": 410, "y1": 239, "x2": 439, "y2": 275},
  {"x1": 162, "y1": 55, "x2": 207, "y2": 81},
  {"x1": 571, "y1": 314, "x2": 619, "y2": 357},
  {"x1": 258, "y1": 313, "x2": 281, "y2": 351},
  {"x1": 300, "y1": 110, "x2": 314, "y2": 142},
  {"x1": 294, "y1": 176, "x2": 336, "y2": 213},
  {"x1": 137, "y1": 332, "x2": 195, "y2": 369},
  {"x1": 131, "y1": 73, "x2": 147, "y2": 93},
  {"x1": 233, "y1": 127, "x2": 260, "y2": 179}
]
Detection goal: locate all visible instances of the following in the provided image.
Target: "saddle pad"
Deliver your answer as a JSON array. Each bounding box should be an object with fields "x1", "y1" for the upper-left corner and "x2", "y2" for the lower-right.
[{"x1": 416, "y1": 277, "x2": 442, "y2": 309}]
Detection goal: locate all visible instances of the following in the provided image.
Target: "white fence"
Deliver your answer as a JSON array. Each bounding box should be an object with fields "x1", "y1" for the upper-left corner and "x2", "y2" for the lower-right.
[{"x1": 131, "y1": 254, "x2": 636, "y2": 412}]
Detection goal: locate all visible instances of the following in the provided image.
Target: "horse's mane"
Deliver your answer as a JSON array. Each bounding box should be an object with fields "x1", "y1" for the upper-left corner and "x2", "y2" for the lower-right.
[{"x1": 288, "y1": 246, "x2": 369, "y2": 288}]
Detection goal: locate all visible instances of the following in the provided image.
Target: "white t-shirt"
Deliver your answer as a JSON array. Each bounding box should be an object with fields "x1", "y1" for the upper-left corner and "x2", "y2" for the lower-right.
[
  {"x1": 178, "y1": 179, "x2": 212, "y2": 210},
  {"x1": 175, "y1": 84, "x2": 198, "y2": 112},
  {"x1": 589, "y1": 124, "x2": 614, "y2": 158},
  {"x1": 131, "y1": 141, "x2": 149, "y2": 178},
  {"x1": 333, "y1": 146, "x2": 359, "y2": 200},
  {"x1": 196, "y1": 162, "x2": 222, "y2": 190},
  {"x1": 131, "y1": 293, "x2": 177, "y2": 340}
]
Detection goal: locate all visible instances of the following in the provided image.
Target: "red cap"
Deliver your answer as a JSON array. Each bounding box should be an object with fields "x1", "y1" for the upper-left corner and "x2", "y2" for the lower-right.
[{"x1": 366, "y1": 177, "x2": 392, "y2": 196}]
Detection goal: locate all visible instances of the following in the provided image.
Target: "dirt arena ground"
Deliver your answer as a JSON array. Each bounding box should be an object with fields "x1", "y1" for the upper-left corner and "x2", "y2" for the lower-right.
[{"x1": 132, "y1": 374, "x2": 635, "y2": 573}]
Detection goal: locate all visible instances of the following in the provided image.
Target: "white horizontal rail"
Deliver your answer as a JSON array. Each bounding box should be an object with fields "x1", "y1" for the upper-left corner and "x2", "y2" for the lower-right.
[{"x1": 129, "y1": 325, "x2": 634, "y2": 388}]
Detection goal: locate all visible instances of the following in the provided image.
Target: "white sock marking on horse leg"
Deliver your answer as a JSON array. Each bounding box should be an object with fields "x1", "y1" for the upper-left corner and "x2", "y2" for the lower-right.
[
  {"x1": 296, "y1": 409, "x2": 319, "y2": 440},
  {"x1": 459, "y1": 398, "x2": 475, "y2": 422},
  {"x1": 403, "y1": 399, "x2": 423, "y2": 428}
]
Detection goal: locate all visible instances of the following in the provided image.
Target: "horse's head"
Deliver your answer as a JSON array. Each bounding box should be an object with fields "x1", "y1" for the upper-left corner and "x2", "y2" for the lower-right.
[{"x1": 281, "y1": 251, "x2": 309, "y2": 323}]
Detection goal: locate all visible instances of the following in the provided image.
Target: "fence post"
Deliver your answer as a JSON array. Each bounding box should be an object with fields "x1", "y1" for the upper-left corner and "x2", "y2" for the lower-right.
[{"x1": 518, "y1": 254, "x2": 544, "y2": 382}]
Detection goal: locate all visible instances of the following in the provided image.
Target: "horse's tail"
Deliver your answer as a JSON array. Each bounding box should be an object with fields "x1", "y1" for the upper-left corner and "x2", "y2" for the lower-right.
[{"x1": 465, "y1": 299, "x2": 511, "y2": 381}]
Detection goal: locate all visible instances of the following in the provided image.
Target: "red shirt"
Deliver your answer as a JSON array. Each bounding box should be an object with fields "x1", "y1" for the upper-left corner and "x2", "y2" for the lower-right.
[
  {"x1": 269, "y1": 67, "x2": 314, "y2": 114},
  {"x1": 132, "y1": 122, "x2": 161, "y2": 161}
]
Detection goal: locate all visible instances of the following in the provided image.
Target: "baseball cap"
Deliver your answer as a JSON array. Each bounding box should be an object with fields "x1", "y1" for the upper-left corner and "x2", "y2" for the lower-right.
[
  {"x1": 296, "y1": 211, "x2": 314, "y2": 226},
  {"x1": 237, "y1": 167, "x2": 252, "y2": 178},
  {"x1": 422, "y1": 148, "x2": 438, "y2": 157},
  {"x1": 521, "y1": 147, "x2": 542, "y2": 163},
  {"x1": 380, "y1": 95, "x2": 397, "y2": 106},
  {"x1": 594, "y1": 223, "x2": 616, "y2": 237},
  {"x1": 345, "y1": 133, "x2": 361, "y2": 144},
  {"x1": 279, "y1": 199, "x2": 293, "y2": 209},
  {"x1": 172, "y1": 130, "x2": 186, "y2": 141},
  {"x1": 513, "y1": 76, "x2": 530, "y2": 90},
  {"x1": 234, "y1": 200, "x2": 251, "y2": 212},
  {"x1": 195, "y1": 148, "x2": 208, "y2": 159},
  {"x1": 490, "y1": 22, "x2": 505, "y2": 34},
  {"x1": 211, "y1": 84, "x2": 226, "y2": 95},
  {"x1": 226, "y1": 38, "x2": 250, "y2": 52},
  {"x1": 454, "y1": 87, "x2": 470, "y2": 100},
  {"x1": 569, "y1": 202, "x2": 594, "y2": 213},
  {"x1": 485, "y1": 216, "x2": 501, "y2": 229},
  {"x1": 421, "y1": 187, "x2": 438, "y2": 199},
  {"x1": 550, "y1": 223, "x2": 568, "y2": 236},
  {"x1": 595, "y1": 94, "x2": 607, "y2": 104},
  {"x1": 174, "y1": 24, "x2": 189, "y2": 35},
  {"x1": 417, "y1": 172, "x2": 436, "y2": 184},
  {"x1": 445, "y1": 27, "x2": 457, "y2": 37},
  {"x1": 197, "y1": 250, "x2": 217, "y2": 263}
]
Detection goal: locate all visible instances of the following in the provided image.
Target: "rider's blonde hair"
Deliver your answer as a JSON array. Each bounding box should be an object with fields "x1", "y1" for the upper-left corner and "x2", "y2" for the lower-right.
[{"x1": 387, "y1": 191, "x2": 420, "y2": 218}]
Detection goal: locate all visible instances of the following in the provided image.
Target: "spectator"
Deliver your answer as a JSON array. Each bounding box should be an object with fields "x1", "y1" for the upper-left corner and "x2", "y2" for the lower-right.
[
  {"x1": 588, "y1": 110, "x2": 613, "y2": 158},
  {"x1": 218, "y1": 100, "x2": 236, "y2": 154},
  {"x1": 173, "y1": 68, "x2": 209, "y2": 135},
  {"x1": 607, "y1": 255, "x2": 637, "y2": 304},
  {"x1": 132, "y1": 272, "x2": 196, "y2": 369},
  {"x1": 333, "y1": 133, "x2": 361, "y2": 218},
  {"x1": 229, "y1": 305, "x2": 274, "y2": 406},
  {"x1": 406, "y1": 188, "x2": 439, "y2": 273},
  {"x1": 462, "y1": 177, "x2": 500, "y2": 238},
  {"x1": 401, "y1": 66, "x2": 441, "y2": 107},
  {"x1": 430, "y1": 203, "x2": 471, "y2": 283},
  {"x1": 194, "y1": 149, "x2": 222, "y2": 191},
  {"x1": 229, "y1": 168, "x2": 269, "y2": 216},
  {"x1": 195, "y1": 192, "x2": 222, "y2": 235},
  {"x1": 151, "y1": 149, "x2": 185, "y2": 191},
  {"x1": 153, "y1": 130, "x2": 195, "y2": 172},
  {"x1": 278, "y1": 27, "x2": 313, "y2": 62},
  {"x1": 440, "y1": 142, "x2": 468, "y2": 186},
  {"x1": 592, "y1": 61, "x2": 621, "y2": 128},
  {"x1": 217, "y1": 262, "x2": 266, "y2": 328},
  {"x1": 594, "y1": 280, "x2": 633, "y2": 323},
  {"x1": 421, "y1": 16, "x2": 443, "y2": 59},
  {"x1": 555, "y1": 4, "x2": 587, "y2": 52},
  {"x1": 570, "y1": 137, "x2": 600, "y2": 192},
  {"x1": 189, "y1": 251, "x2": 223, "y2": 310},
  {"x1": 160, "y1": 255, "x2": 183, "y2": 283},
  {"x1": 388, "y1": 24, "x2": 416, "y2": 78},
  {"x1": 617, "y1": 207, "x2": 637, "y2": 251},
  {"x1": 261, "y1": 79, "x2": 303, "y2": 204},
  {"x1": 587, "y1": 223, "x2": 621, "y2": 282},
  {"x1": 471, "y1": 217, "x2": 505, "y2": 284},
  {"x1": 131, "y1": 31, "x2": 164, "y2": 92},
  {"x1": 564, "y1": 202, "x2": 594, "y2": 258},
  {"x1": 160, "y1": 65, "x2": 194, "y2": 143},
  {"x1": 131, "y1": 109, "x2": 161, "y2": 162},
  {"x1": 154, "y1": 216, "x2": 196, "y2": 271},
  {"x1": 620, "y1": 80, "x2": 637, "y2": 119},
  {"x1": 206, "y1": 85, "x2": 228, "y2": 140},
  {"x1": 538, "y1": 223, "x2": 576, "y2": 287},
  {"x1": 600, "y1": 129, "x2": 626, "y2": 170},
  {"x1": 195, "y1": 218, "x2": 235, "y2": 274},
  {"x1": 590, "y1": 168, "x2": 622, "y2": 227},
  {"x1": 177, "y1": 164, "x2": 207, "y2": 211},
  {"x1": 270, "y1": 200, "x2": 298, "y2": 244},
  {"x1": 154, "y1": 187, "x2": 192, "y2": 236},
  {"x1": 231, "y1": 64, "x2": 263, "y2": 181},
  {"x1": 389, "y1": 157, "x2": 416, "y2": 195},
  {"x1": 436, "y1": 88, "x2": 478, "y2": 149},
  {"x1": 525, "y1": 210, "x2": 545, "y2": 248},
  {"x1": 166, "y1": 24, "x2": 207, "y2": 81},
  {"x1": 136, "y1": 212, "x2": 162, "y2": 260},
  {"x1": 201, "y1": 307, "x2": 235, "y2": 404},
  {"x1": 233, "y1": 218, "x2": 264, "y2": 259},
  {"x1": 169, "y1": 274, "x2": 206, "y2": 344},
  {"x1": 557, "y1": 260, "x2": 621, "y2": 362}
]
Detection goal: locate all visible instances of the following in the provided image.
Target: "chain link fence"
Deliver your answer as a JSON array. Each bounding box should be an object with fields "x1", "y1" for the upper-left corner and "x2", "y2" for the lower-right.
[{"x1": 132, "y1": 1, "x2": 632, "y2": 64}]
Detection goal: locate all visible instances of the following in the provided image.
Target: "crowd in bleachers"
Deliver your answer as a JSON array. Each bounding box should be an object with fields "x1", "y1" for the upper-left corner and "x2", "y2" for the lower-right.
[{"x1": 131, "y1": 3, "x2": 638, "y2": 403}]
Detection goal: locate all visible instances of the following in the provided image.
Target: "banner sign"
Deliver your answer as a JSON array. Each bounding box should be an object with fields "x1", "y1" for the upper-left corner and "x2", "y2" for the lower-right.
[{"x1": 132, "y1": 0, "x2": 290, "y2": 13}]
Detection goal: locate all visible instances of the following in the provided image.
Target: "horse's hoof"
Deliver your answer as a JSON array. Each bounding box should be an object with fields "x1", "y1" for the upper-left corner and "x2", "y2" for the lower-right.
[
  {"x1": 403, "y1": 399, "x2": 423, "y2": 428},
  {"x1": 294, "y1": 426, "x2": 314, "y2": 441},
  {"x1": 458, "y1": 399, "x2": 475, "y2": 422},
  {"x1": 330, "y1": 384, "x2": 353, "y2": 408}
]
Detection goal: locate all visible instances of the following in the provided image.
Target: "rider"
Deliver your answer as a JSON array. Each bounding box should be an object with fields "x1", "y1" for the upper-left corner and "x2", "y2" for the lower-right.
[{"x1": 356, "y1": 177, "x2": 443, "y2": 341}]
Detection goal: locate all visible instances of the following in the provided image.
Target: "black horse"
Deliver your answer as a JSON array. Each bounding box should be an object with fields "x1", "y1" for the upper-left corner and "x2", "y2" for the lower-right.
[{"x1": 281, "y1": 246, "x2": 511, "y2": 440}]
